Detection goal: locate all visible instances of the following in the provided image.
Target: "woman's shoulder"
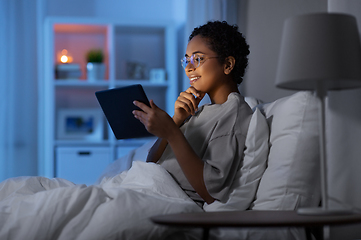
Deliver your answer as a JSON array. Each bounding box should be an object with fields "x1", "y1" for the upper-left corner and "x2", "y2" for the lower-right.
[
  {"x1": 196, "y1": 92, "x2": 252, "y2": 123},
  {"x1": 223, "y1": 92, "x2": 253, "y2": 115},
  {"x1": 199, "y1": 92, "x2": 252, "y2": 118},
  {"x1": 220, "y1": 92, "x2": 253, "y2": 134}
]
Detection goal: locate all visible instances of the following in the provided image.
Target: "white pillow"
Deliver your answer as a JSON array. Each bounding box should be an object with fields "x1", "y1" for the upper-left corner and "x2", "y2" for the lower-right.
[
  {"x1": 204, "y1": 108, "x2": 269, "y2": 211},
  {"x1": 245, "y1": 96, "x2": 263, "y2": 109},
  {"x1": 251, "y1": 91, "x2": 321, "y2": 210}
]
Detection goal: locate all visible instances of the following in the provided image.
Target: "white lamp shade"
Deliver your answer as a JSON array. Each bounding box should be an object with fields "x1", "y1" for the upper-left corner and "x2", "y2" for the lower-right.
[{"x1": 276, "y1": 13, "x2": 361, "y2": 90}]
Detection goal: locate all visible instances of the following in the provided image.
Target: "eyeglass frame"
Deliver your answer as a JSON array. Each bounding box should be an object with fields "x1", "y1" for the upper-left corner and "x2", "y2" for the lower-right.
[{"x1": 181, "y1": 53, "x2": 221, "y2": 69}]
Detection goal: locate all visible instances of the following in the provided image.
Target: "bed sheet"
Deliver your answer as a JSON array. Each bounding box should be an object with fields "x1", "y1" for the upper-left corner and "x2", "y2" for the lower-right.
[
  {"x1": 0, "y1": 160, "x2": 307, "y2": 240},
  {"x1": 0, "y1": 161, "x2": 202, "y2": 240}
]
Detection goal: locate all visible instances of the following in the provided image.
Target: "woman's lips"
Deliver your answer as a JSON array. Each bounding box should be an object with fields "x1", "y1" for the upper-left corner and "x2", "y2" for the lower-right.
[{"x1": 190, "y1": 76, "x2": 200, "y2": 84}]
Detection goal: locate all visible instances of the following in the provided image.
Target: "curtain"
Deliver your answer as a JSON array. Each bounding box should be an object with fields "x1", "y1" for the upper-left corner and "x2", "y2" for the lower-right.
[
  {"x1": 326, "y1": 1, "x2": 361, "y2": 238},
  {"x1": 182, "y1": 0, "x2": 239, "y2": 103},
  {"x1": 327, "y1": 0, "x2": 361, "y2": 210},
  {"x1": 0, "y1": 0, "x2": 38, "y2": 181},
  {"x1": 185, "y1": 0, "x2": 238, "y2": 37}
]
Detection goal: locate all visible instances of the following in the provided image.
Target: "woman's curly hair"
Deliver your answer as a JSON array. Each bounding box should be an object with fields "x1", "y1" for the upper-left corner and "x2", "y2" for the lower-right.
[{"x1": 189, "y1": 21, "x2": 250, "y2": 85}]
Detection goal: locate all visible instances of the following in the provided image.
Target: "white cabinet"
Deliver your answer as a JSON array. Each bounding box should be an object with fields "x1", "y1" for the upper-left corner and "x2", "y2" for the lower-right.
[
  {"x1": 56, "y1": 146, "x2": 111, "y2": 185},
  {"x1": 39, "y1": 17, "x2": 176, "y2": 179}
]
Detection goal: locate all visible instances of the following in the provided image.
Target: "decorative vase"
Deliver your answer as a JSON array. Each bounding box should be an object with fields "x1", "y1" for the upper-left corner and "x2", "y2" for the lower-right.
[{"x1": 87, "y1": 62, "x2": 105, "y2": 82}]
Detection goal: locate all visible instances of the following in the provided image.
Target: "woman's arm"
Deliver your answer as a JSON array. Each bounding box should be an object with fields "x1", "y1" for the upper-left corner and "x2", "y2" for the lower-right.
[
  {"x1": 146, "y1": 137, "x2": 167, "y2": 163},
  {"x1": 146, "y1": 116, "x2": 182, "y2": 163},
  {"x1": 165, "y1": 125, "x2": 215, "y2": 204},
  {"x1": 146, "y1": 87, "x2": 204, "y2": 164},
  {"x1": 133, "y1": 99, "x2": 214, "y2": 204}
]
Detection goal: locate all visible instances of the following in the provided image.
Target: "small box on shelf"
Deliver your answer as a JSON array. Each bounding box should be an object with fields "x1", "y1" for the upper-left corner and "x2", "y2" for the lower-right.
[
  {"x1": 150, "y1": 68, "x2": 166, "y2": 83},
  {"x1": 56, "y1": 63, "x2": 82, "y2": 80}
]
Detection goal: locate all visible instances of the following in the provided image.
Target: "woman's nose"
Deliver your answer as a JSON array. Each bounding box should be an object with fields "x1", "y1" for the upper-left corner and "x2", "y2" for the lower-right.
[{"x1": 185, "y1": 62, "x2": 195, "y2": 72}]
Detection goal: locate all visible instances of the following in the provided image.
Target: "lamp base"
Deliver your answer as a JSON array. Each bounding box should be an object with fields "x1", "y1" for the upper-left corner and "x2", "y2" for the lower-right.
[{"x1": 297, "y1": 207, "x2": 354, "y2": 216}]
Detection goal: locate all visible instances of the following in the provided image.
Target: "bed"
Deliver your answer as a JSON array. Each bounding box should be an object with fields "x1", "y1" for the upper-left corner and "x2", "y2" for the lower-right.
[{"x1": 0, "y1": 91, "x2": 321, "y2": 240}]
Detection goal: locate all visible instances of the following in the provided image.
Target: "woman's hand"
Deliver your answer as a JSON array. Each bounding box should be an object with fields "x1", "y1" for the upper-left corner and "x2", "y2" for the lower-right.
[
  {"x1": 133, "y1": 100, "x2": 177, "y2": 140},
  {"x1": 173, "y1": 87, "x2": 205, "y2": 126}
]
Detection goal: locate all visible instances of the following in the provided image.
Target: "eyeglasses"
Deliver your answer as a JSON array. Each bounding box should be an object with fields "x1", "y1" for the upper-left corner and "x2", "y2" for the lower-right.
[{"x1": 181, "y1": 54, "x2": 220, "y2": 69}]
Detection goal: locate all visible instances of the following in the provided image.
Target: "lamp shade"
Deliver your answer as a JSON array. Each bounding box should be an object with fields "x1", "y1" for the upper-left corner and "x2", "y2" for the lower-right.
[{"x1": 276, "y1": 13, "x2": 361, "y2": 90}]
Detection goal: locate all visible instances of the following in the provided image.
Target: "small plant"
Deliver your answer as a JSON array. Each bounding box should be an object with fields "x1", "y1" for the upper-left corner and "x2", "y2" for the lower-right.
[{"x1": 86, "y1": 49, "x2": 104, "y2": 63}]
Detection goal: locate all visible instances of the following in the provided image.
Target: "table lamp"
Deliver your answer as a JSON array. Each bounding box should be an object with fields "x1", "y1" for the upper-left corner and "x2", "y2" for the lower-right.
[{"x1": 275, "y1": 13, "x2": 361, "y2": 215}]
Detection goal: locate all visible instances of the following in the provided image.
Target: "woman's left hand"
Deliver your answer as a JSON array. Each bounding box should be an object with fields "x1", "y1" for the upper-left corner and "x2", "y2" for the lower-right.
[{"x1": 133, "y1": 100, "x2": 177, "y2": 140}]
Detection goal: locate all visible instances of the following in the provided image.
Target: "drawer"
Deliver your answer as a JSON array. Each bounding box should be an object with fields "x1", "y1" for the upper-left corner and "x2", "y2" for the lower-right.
[{"x1": 56, "y1": 146, "x2": 111, "y2": 185}]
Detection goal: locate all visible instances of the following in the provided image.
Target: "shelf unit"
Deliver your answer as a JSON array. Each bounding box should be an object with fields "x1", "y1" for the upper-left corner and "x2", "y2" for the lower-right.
[{"x1": 39, "y1": 17, "x2": 178, "y2": 183}]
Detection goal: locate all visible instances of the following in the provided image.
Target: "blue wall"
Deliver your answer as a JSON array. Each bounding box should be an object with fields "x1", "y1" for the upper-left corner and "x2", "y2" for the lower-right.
[{"x1": 45, "y1": 0, "x2": 187, "y2": 23}]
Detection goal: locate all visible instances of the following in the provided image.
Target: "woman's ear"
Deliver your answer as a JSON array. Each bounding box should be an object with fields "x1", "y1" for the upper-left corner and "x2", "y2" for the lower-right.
[{"x1": 224, "y1": 56, "x2": 235, "y2": 75}]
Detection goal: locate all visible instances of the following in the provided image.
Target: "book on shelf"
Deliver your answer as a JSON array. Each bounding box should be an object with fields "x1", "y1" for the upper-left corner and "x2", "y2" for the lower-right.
[{"x1": 56, "y1": 64, "x2": 82, "y2": 79}]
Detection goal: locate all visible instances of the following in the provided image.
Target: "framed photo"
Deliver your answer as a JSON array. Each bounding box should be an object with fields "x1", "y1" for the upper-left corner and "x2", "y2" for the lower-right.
[{"x1": 57, "y1": 109, "x2": 103, "y2": 141}]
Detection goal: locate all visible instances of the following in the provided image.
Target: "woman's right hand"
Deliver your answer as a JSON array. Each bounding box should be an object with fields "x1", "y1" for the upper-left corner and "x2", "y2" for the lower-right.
[{"x1": 173, "y1": 86, "x2": 205, "y2": 126}]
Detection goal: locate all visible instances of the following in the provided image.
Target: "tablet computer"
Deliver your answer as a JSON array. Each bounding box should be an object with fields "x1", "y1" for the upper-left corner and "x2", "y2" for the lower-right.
[{"x1": 95, "y1": 84, "x2": 153, "y2": 139}]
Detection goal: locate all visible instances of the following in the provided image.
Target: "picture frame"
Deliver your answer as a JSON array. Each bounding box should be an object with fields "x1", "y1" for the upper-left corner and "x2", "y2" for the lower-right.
[{"x1": 57, "y1": 109, "x2": 103, "y2": 141}]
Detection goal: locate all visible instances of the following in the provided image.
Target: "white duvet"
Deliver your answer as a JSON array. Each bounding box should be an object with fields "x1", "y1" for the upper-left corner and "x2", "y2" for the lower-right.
[{"x1": 0, "y1": 161, "x2": 202, "y2": 240}]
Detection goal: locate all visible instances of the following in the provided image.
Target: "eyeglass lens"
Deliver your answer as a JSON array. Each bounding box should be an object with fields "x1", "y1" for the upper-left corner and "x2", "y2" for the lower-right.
[{"x1": 181, "y1": 55, "x2": 201, "y2": 69}]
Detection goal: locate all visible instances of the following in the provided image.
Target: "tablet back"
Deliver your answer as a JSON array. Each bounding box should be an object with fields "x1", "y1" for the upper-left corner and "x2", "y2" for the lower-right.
[{"x1": 95, "y1": 84, "x2": 153, "y2": 139}]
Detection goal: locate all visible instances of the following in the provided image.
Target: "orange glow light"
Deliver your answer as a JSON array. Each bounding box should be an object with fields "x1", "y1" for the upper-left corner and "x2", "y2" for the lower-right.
[
  {"x1": 60, "y1": 55, "x2": 68, "y2": 63},
  {"x1": 59, "y1": 49, "x2": 73, "y2": 63}
]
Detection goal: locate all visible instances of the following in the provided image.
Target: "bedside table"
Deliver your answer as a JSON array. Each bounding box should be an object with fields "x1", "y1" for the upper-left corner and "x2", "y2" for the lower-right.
[{"x1": 151, "y1": 210, "x2": 361, "y2": 240}]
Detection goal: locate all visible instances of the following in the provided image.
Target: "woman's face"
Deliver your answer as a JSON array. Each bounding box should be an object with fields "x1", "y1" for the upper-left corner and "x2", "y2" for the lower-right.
[{"x1": 184, "y1": 35, "x2": 227, "y2": 97}]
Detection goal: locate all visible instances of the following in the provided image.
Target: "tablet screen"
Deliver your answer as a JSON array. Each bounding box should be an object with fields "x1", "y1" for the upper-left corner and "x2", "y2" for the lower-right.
[{"x1": 95, "y1": 84, "x2": 153, "y2": 139}]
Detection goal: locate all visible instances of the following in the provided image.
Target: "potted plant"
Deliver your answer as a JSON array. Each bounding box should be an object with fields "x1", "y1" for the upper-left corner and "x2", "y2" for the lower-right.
[{"x1": 86, "y1": 49, "x2": 105, "y2": 81}]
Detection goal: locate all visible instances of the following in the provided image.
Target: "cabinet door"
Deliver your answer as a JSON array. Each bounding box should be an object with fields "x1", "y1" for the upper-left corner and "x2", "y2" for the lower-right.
[{"x1": 56, "y1": 146, "x2": 112, "y2": 185}]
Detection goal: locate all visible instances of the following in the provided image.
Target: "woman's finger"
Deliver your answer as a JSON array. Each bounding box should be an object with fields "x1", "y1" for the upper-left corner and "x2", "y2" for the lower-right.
[
  {"x1": 195, "y1": 92, "x2": 205, "y2": 105},
  {"x1": 133, "y1": 100, "x2": 151, "y2": 113},
  {"x1": 149, "y1": 99, "x2": 160, "y2": 110},
  {"x1": 185, "y1": 86, "x2": 201, "y2": 98},
  {"x1": 176, "y1": 95, "x2": 195, "y2": 114},
  {"x1": 179, "y1": 92, "x2": 198, "y2": 113},
  {"x1": 185, "y1": 87, "x2": 205, "y2": 109},
  {"x1": 132, "y1": 109, "x2": 145, "y2": 123}
]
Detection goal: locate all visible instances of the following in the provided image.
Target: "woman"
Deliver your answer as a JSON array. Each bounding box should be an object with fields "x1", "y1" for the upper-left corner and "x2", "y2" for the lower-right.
[{"x1": 133, "y1": 21, "x2": 253, "y2": 206}]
